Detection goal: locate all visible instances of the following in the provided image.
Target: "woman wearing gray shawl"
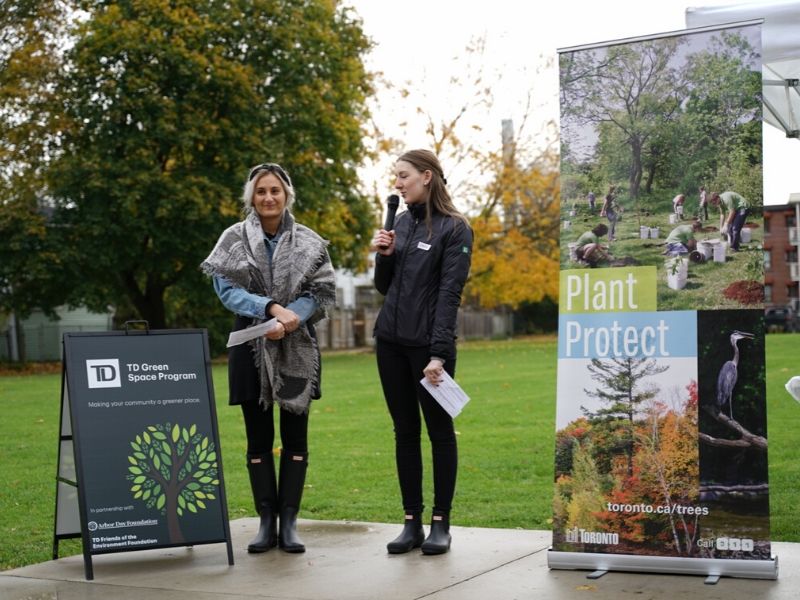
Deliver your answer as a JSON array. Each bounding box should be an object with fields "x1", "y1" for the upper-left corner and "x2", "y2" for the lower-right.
[{"x1": 201, "y1": 163, "x2": 335, "y2": 554}]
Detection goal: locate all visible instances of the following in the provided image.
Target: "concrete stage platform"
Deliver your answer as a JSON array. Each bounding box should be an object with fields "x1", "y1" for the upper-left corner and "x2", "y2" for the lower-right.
[{"x1": 1, "y1": 518, "x2": 798, "y2": 599}]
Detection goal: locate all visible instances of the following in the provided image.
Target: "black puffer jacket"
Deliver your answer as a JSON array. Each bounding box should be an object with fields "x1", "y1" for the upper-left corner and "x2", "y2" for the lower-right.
[{"x1": 373, "y1": 203, "x2": 473, "y2": 361}]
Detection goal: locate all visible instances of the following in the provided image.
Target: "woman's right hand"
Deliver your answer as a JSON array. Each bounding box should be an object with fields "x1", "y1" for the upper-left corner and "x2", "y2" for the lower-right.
[
  {"x1": 265, "y1": 321, "x2": 286, "y2": 341},
  {"x1": 370, "y1": 229, "x2": 395, "y2": 256}
]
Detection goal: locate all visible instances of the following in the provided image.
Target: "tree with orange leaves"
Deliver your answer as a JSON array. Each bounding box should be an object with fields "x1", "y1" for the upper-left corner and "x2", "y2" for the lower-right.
[
  {"x1": 467, "y1": 144, "x2": 560, "y2": 309},
  {"x1": 368, "y1": 38, "x2": 560, "y2": 311}
]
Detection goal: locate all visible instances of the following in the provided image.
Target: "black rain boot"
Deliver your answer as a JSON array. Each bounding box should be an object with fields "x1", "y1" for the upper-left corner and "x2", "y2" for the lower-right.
[
  {"x1": 421, "y1": 511, "x2": 451, "y2": 555},
  {"x1": 246, "y1": 453, "x2": 278, "y2": 553},
  {"x1": 278, "y1": 451, "x2": 308, "y2": 553},
  {"x1": 386, "y1": 512, "x2": 425, "y2": 554}
]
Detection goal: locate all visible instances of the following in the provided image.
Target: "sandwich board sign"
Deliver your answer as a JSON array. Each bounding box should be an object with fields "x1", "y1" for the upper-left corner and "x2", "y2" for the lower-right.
[{"x1": 54, "y1": 328, "x2": 233, "y2": 579}]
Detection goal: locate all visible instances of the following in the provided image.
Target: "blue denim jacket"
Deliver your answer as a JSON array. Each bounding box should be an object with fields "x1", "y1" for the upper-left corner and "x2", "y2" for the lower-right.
[{"x1": 212, "y1": 231, "x2": 318, "y2": 323}]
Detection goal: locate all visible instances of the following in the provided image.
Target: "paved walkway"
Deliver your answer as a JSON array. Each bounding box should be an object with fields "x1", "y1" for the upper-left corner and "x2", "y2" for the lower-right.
[{"x1": 1, "y1": 518, "x2": 798, "y2": 599}]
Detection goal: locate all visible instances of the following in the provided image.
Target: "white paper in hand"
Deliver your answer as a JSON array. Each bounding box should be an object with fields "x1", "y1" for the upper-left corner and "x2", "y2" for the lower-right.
[
  {"x1": 420, "y1": 370, "x2": 470, "y2": 418},
  {"x1": 226, "y1": 318, "x2": 279, "y2": 347}
]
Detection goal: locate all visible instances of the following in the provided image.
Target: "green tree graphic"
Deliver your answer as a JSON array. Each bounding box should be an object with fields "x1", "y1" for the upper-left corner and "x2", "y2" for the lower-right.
[{"x1": 126, "y1": 423, "x2": 219, "y2": 543}]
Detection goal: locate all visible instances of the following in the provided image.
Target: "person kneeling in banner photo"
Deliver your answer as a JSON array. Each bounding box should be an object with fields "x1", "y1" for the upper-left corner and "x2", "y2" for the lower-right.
[
  {"x1": 370, "y1": 149, "x2": 473, "y2": 556},
  {"x1": 574, "y1": 223, "x2": 610, "y2": 267},
  {"x1": 663, "y1": 220, "x2": 703, "y2": 256},
  {"x1": 202, "y1": 162, "x2": 335, "y2": 554}
]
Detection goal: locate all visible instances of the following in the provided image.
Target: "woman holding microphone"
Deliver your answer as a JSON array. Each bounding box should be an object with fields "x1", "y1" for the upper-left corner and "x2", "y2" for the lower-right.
[{"x1": 371, "y1": 149, "x2": 473, "y2": 555}]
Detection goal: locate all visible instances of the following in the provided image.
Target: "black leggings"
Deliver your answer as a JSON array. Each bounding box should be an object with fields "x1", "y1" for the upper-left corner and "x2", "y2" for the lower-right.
[
  {"x1": 241, "y1": 401, "x2": 308, "y2": 456},
  {"x1": 376, "y1": 339, "x2": 457, "y2": 515},
  {"x1": 730, "y1": 208, "x2": 749, "y2": 250}
]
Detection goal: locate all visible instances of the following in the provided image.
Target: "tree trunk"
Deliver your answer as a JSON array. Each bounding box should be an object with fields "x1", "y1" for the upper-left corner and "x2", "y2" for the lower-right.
[
  {"x1": 644, "y1": 159, "x2": 656, "y2": 194},
  {"x1": 8, "y1": 311, "x2": 22, "y2": 362},
  {"x1": 137, "y1": 294, "x2": 167, "y2": 330},
  {"x1": 626, "y1": 423, "x2": 634, "y2": 478},
  {"x1": 628, "y1": 137, "x2": 643, "y2": 199},
  {"x1": 122, "y1": 271, "x2": 167, "y2": 329},
  {"x1": 165, "y1": 486, "x2": 186, "y2": 544}
]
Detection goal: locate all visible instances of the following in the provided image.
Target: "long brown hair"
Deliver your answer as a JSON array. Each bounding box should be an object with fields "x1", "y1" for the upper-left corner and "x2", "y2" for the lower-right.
[{"x1": 398, "y1": 149, "x2": 468, "y2": 237}]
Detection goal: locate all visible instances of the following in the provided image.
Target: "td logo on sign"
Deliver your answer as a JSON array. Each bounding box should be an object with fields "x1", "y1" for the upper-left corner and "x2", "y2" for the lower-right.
[{"x1": 86, "y1": 359, "x2": 121, "y2": 388}]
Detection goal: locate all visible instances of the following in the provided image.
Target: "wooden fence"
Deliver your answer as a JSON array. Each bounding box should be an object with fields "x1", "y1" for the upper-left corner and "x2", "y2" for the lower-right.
[{"x1": 313, "y1": 307, "x2": 513, "y2": 350}]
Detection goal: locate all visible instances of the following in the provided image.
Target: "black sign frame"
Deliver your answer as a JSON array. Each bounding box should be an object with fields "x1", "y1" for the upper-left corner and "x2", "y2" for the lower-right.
[{"x1": 54, "y1": 329, "x2": 234, "y2": 579}]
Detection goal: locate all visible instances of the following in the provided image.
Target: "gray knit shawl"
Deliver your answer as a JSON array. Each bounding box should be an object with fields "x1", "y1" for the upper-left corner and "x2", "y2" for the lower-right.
[{"x1": 201, "y1": 211, "x2": 336, "y2": 414}]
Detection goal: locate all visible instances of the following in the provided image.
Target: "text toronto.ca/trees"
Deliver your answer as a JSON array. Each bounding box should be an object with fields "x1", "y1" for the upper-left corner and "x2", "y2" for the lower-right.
[{"x1": 0, "y1": 0, "x2": 374, "y2": 344}]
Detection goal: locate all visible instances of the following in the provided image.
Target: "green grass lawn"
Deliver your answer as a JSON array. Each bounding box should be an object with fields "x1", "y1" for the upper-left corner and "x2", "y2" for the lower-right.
[{"x1": 1, "y1": 334, "x2": 798, "y2": 570}]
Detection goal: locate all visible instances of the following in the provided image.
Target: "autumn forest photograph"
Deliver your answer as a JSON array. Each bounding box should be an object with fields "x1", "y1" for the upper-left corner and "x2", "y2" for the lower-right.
[{"x1": 553, "y1": 355, "x2": 703, "y2": 557}]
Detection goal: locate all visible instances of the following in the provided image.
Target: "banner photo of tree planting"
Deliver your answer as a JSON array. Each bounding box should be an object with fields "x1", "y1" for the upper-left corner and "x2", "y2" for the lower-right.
[
  {"x1": 559, "y1": 23, "x2": 763, "y2": 310},
  {"x1": 552, "y1": 21, "x2": 772, "y2": 572},
  {"x1": 63, "y1": 331, "x2": 230, "y2": 555}
]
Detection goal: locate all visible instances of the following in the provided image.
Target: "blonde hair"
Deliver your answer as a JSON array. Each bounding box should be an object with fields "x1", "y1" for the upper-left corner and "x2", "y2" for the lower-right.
[{"x1": 241, "y1": 163, "x2": 295, "y2": 215}]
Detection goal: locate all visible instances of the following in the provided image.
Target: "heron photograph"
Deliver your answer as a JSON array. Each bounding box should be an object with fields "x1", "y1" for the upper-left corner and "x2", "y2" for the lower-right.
[{"x1": 696, "y1": 309, "x2": 769, "y2": 560}]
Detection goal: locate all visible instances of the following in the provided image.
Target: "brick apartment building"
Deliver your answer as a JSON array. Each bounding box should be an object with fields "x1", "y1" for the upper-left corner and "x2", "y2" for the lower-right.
[{"x1": 764, "y1": 194, "x2": 800, "y2": 310}]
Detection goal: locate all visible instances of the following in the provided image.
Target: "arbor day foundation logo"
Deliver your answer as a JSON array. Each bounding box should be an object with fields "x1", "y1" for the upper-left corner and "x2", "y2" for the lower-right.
[{"x1": 126, "y1": 423, "x2": 219, "y2": 543}]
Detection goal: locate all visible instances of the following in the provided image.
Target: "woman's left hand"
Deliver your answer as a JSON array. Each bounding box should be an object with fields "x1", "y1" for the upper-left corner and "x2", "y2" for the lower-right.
[
  {"x1": 423, "y1": 359, "x2": 444, "y2": 386},
  {"x1": 272, "y1": 306, "x2": 300, "y2": 333}
]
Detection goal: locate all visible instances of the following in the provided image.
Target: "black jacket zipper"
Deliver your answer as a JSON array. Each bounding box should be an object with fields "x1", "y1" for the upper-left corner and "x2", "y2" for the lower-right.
[{"x1": 392, "y1": 215, "x2": 419, "y2": 340}]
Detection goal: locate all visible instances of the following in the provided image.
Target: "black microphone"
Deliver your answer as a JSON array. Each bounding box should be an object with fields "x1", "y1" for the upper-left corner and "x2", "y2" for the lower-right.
[{"x1": 379, "y1": 194, "x2": 400, "y2": 249}]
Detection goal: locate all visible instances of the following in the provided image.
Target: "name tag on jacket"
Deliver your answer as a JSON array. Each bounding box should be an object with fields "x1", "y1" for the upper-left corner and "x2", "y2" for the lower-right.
[{"x1": 417, "y1": 241, "x2": 431, "y2": 251}]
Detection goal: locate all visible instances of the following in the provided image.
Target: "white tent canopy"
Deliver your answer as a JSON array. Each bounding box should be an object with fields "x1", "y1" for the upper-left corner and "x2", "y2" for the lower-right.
[{"x1": 686, "y1": 1, "x2": 800, "y2": 138}]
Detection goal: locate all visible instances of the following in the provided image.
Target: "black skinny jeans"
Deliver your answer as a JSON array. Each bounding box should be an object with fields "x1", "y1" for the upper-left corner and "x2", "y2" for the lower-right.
[
  {"x1": 241, "y1": 400, "x2": 308, "y2": 456},
  {"x1": 376, "y1": 339, "x2": 458, "y2": 515}
]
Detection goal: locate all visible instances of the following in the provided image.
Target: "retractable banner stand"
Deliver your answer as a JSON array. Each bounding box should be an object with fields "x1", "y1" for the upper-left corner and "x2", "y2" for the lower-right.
[
  {"x1": 551, "y1": 21, "x2": 777, "y2": 581},
  {"x1": 54, "y1": 329, "x2": 233, "y2": 580}
]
